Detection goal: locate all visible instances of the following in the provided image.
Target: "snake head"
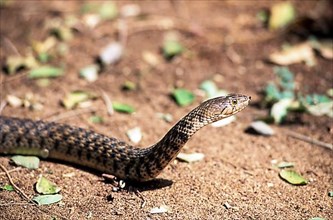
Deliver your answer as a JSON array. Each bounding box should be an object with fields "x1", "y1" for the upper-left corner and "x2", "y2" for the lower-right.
[{"x1": 201, "y1": 94, "x2": 251, "y2": 123}]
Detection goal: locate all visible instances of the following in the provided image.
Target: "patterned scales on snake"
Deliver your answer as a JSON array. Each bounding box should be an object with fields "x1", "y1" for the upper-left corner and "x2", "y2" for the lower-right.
[{"x1": 0, "y1": 94, "x2": 250, "y2": 182}]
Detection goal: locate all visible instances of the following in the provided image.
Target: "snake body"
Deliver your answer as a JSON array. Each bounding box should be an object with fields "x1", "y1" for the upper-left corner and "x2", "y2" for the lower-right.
[{"x1": 0, "y1": 94, "x2": 250, "y2": 181}]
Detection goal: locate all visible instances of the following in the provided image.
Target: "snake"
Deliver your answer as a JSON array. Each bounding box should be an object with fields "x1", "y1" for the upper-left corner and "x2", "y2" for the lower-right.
[{"x1": 0, "y1": 94, "x2": 250, "y2": 182}]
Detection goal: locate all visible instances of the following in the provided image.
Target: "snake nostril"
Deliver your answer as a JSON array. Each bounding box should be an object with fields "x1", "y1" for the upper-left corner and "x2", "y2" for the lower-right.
[{"x1": 248, "y1": 96, "x2": 251, "y2": 100}]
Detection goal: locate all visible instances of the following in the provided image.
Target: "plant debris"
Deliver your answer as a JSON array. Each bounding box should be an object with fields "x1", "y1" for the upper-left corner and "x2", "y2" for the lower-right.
[
  {"x1": 279, "y1": 169, "x2": 307, "y2": 185},
  {"x1": 176, "y1": 152, "x2": 205, "y2": 163},
  {"x1": 249, "y1": 121, "x2": 275, "y2": 136},
  {"x1": 32, "y1": 194, "x2": 63, "y2": 206},
  {"x1": 172, "y1": 88, "x2": 195, "y2": 107},
  {"x1": 112, "y1": 102, "x2": 135, "y2": 114},
  {"x1": 126, "y1": 127, "x2": 142, "y2": 144},
  {"x1": 36, "y1": 175, "x2": 61, "y2": 195},
  {"x1": 62, "y1": 91, "x2": 96, "y2": 109},
  {"x1": 11, "y1": 156, "x2": 40, "y2": 169},
  {"x1": 29, "y1": 66, "x2": 64, "y2": 79},
  {"x1": 149, "y1": 205, "x2": 172, "y2": 214},
  {"x1": 269, "y1": 2, "x2": 295, "y2": 30},
  {"x1": 1, "y1": 184, "x2": 14, "y2": 191}
]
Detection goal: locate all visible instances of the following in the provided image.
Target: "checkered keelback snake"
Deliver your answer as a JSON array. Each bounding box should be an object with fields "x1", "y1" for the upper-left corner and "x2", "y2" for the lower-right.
[{"x1": 0, "y1": 94, "x2": 250, "y2": 181}]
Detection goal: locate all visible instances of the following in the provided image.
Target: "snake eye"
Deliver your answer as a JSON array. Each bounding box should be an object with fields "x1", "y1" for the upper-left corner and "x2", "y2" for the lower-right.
[{"x1": 231, "y1": 99, "x2": 238, "y2": 106}]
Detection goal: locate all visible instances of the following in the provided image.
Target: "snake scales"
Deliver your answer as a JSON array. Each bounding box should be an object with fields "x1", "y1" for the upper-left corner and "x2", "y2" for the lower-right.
[{"x1": 0, "y1": 94, "x2": 250, "y2": 182}]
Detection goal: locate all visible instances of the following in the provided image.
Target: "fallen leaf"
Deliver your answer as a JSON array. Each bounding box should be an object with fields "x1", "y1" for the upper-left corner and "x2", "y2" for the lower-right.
[
  {"x1": 269, "y1": 43, "x2": 316, "y2": 66},
  {"x1": 11, "y1": 155, "x2": 40, "y2": 169},
  {"x1": 163, "y1": 40, "x2": 183, "y2": 59},
  {"x1": 89, "y1": 115, "x2": 104, "y2": 124},
  {"x1": 279, "y1": 169, "x2": 307, "y2": 185},
  {"x1": 277, "y1": 161, "x2": 294, "y2": 169},
  {"x1": 79, "y1": 64, "x2": 100, "y2": 82},
  {"x1": 306, "y1": 101, "x2": 333, "y2": 118},
  {"x1": 33, "y1": 194, "x2": 63, "y2": 205},
  {"x1": 270, "y1": 98, "x2": 293, "y2": 124},
  {"x1": 99, "y1": 2, "x2": 118, "y2": 20},
  {"x1": 36, "y1": 175, "x2": 61, "y2": 195},
  {"x1": 1, "y1": 184, "x2": 14, "y2": 191},
  {"x1": 99, "y1": 42, "x2": 123, "y2": 65},
  {"x1": 62, "y1": 172, "x2": 76, "y2": 178},
  {"x1": 62, "y1": 91, "x2": 96, "y2": 109},
  {"x1": 4, "y1": 55, "x2": 38, "y2": 74},
  {"x1": 172, "y1": 89, "x2": 195, "y2": 107},
  {"x1": 177, "y1": 152, "x2": 204, "y2": 163},
  {"x1": 269, "y1": 2, "x2": 295, "y2": 30},
  {"x1": 6, "y1": 95, "x2": 23, "y2": 107},
  {"x1": 142, "y1": 51, "x2": 160, "y2": 66},
  {"x1": 126, "y1": 127, "x2": 142, "y2": 144},
  {"x1": 122, "y1": 81, "x2": 137, "y2": 91},
  {"x1": 249, "y1": 121, "x2": 275, "y2": 136},
  {"x1": 112, "y1": 102, "x2": 135, "y2": 114},
  {"x1": 29, "y1": 66, "x2": 64, "y2": 79},
  {"x1": 199, "y1": 80, "x2": 218, "y2": 98},
  {"x1": 150, "y1": 205, "x2": 171, "y2": 214}
]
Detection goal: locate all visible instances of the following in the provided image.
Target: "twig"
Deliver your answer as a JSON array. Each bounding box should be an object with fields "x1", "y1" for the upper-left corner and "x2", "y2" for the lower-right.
[
  {"x1": 0, "y1": 100, "x2": 7, "y2": 114},
  {"x1": 2, "y1": 36, "x2": 22, "y2": 56},
  {"x1": 0, "y1": 167, "x2": 22, "y2": 175},
  {"x1": 0, "y1": 164, "x2": 34, "y2": 203},
  {"x1": 100, "y1": 90, "x2": 114, "y2": 116},
  {"x1": 134, "y1": 189, "x2": 146, "y2": 209},
  {"x1": 0, "y1": 202, "x2": 34, "y2": 206},
  {"x1": 286, "y1": 130, "x2": 333, "y2": 150},
  {"x1": 44, "y1": 107, "x2": 97, "y2": 122},
  {"x1": 0, "y1": 165, "x2": 69, "y2": 219}
]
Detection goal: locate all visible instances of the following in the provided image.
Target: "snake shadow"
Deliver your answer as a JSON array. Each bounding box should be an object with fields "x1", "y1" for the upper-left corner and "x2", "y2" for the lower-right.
[
  {"x1": 103, "y1": 178, "x2": 174, "y2": 191},
  {"x1": 44, "y1": 158, "x2": 174, "y2": 191}
]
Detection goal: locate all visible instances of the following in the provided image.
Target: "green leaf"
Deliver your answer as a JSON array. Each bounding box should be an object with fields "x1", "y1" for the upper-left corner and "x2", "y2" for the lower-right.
[
  {"x1": 112, "y1": 102, "x2": 135, "y2": 113},
  {"x1": 36, "y1": 175, "x2": 61, "y2": 195},
  {"x1": 257, "y1": 10, "x2": 268, "y2": 23},
  {"x1": 163, "y1": 40, "x2": 184, "y2": 59},
  {"x1": 122, "y1": 81, "x2": 137, "y2": 91},
  {"x1": 1, "y1": 184, "x2": 14, "y2": 191},
  {"x1": 79, "y1": 64, "x2": 99, "y2": 82},
  {"x1": 265, "y1": 83, "x2": 281, "y2": 102},
  {"x1": 200, "y1": 80, "x2": 218, "y2": 98},
  {"x1": 274, "y1": 67, "x2": 295, "y2": 90},
  {"x1": 89, "y1": 115, "x2": 104, "y2": 124},
  {"x1": 29, "y1": 66, "x2": 63, "y2": 79},
  {"x1": 99, "y1": 2, "x2": 118, "y2": 20},
  {"x1": 62, "y1": 91, "x2": 96, "y2": 109},
  {"x1": 279, "y1": 169, "x2": 307, "y2": 185},
  {"x1": 305, "y1": 94, "x2": 331, "y2": 105},
  {"x1": 172, "y1": 89, "x2": 195, "y2": 107},
  {"x1": 11, "y1": 155, "x2": 40, "y2": 169},
  {"x1": 306, "y1": 101, "x2": 333, "y2": 117},
  {"x1": 277, "y1": 161, "x2": 294, "y2": 169},
  {"x1": 270, "y1": 98, "x2": 292, "y2": 124},
  {"x1": 33, "y1": 194, "x2": 63, "y2": 205},
  {"x1": 269, "y1": 2, "x2": 295, "y2": 30}
]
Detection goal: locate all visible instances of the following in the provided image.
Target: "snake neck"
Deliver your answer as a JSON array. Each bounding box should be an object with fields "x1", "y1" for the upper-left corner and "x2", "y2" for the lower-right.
[{"x1": 139, "y1": 108, "x2": 209, "y2": 180}]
